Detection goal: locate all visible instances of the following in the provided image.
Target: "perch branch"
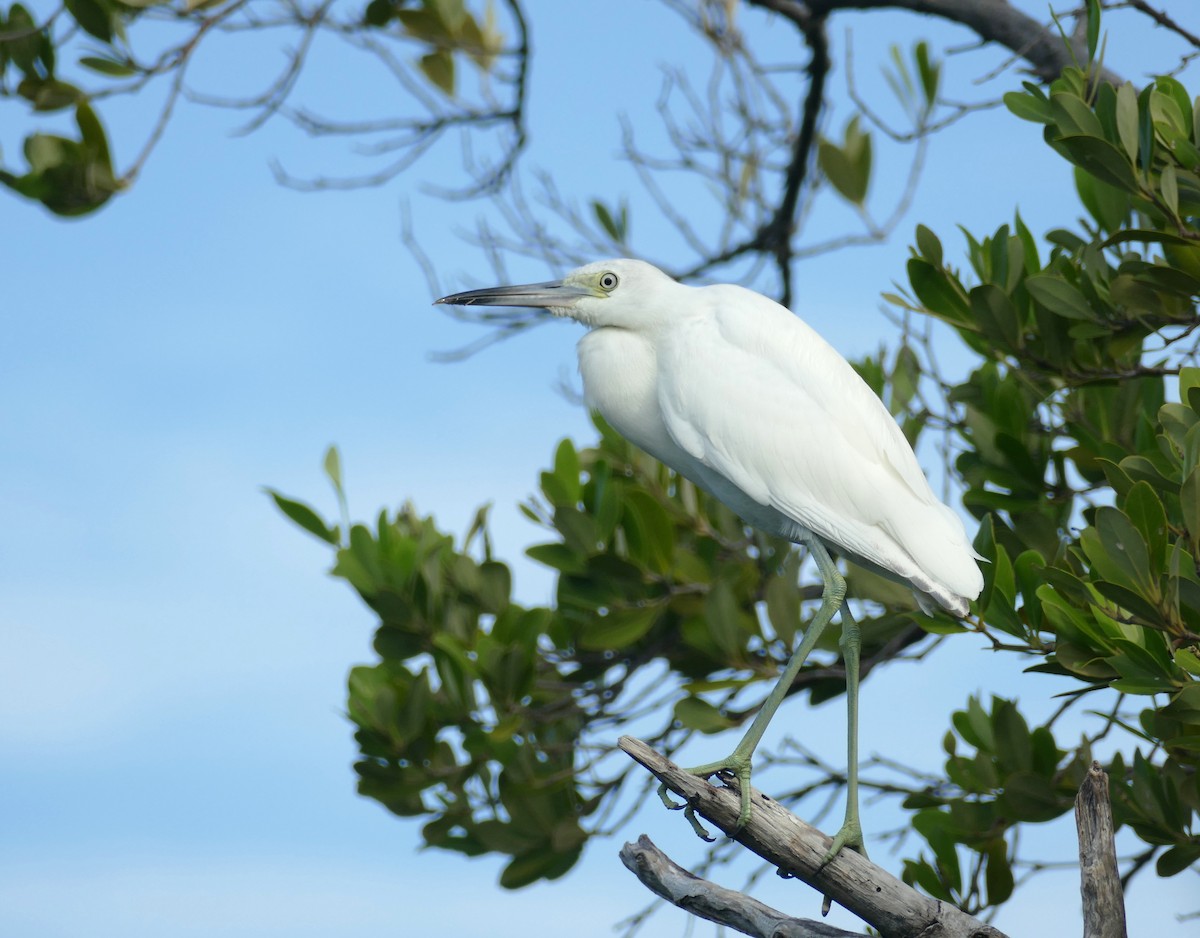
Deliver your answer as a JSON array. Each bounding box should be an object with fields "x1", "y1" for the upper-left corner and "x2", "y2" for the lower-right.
[{"x1": 619, "y1": 735, "x2": 1009, "y2": 938}]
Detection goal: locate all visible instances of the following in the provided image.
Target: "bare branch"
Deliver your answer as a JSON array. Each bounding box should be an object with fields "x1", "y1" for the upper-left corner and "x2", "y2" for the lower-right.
[
  {"x1": 1076, "y1": 762, "x2": 1129, "y2": 938},
  {"x1": 747, "y1": 0, "x2": 1123, "y2": 86},
  {"x1": 619, "y1": 835, "x2": 861, "y2": 938},
  {"x1": 619, "y1": 736, "x2": 1010, "y2": 937}
]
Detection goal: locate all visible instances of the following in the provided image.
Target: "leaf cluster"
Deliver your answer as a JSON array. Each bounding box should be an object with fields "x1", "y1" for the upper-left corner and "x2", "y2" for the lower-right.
[
  {"x1": 883, "y1": 60, "x2": 1200, "y2": 894},
  {"x1": 0, "y1": 1, "x2": 125, "y2": 213}
]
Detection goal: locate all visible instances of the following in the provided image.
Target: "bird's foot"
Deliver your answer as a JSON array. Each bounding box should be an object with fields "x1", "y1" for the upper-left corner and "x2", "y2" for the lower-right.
[
  {"x1": 818, "y1": 818, "x2": 868, "y2": 918},
  {"x1": 819, "y1": 814, "x2": 868, "y2": 868},
  {"x1": 658, "y1": 752, "x2": 754, "y2": 838}
]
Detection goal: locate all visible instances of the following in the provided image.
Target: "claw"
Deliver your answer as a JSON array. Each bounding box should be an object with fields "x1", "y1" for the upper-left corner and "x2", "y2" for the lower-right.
[
  {"x1": 683, "y1": 804, "x2": 714, "y2": 841},
  {"x1": 657, "y1": 781, "x2": 683, "y2": 810},
  {"x1": 819, "y1": 816, "x2": 868, "y2": 868},
  {"x1": 657, "y1": 754, "x2": 756, "y2": 839}
]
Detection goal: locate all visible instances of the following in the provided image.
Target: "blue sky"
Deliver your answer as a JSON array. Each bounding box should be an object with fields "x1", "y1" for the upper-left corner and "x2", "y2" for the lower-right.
[{"x1": 3, "y1": 1, "x2": 1198, "y2": 935}]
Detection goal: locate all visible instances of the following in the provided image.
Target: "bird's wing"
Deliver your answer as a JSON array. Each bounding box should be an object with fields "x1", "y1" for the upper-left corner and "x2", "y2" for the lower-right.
[{"x1": 656, "y1": 285, "x2": 975, "y2": 600}]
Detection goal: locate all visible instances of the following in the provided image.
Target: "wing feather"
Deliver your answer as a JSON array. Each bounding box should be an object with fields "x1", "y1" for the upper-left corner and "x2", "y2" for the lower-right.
[{"x1": 656, "y1": 284, "x2": 981, "y2": 609}]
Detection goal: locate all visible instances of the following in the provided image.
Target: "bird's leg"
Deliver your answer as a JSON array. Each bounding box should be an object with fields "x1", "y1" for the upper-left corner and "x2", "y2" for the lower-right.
[
  {"x1": 822, "y1": 602, "x2": 867, "y2": 863},
  {"x1": 659, "y1": 535, "x2": 845, "y2": 832}
]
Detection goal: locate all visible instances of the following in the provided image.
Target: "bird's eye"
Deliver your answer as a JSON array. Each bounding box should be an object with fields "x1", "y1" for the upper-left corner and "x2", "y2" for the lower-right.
[{"x1": 598, "y1": 272, "x2": 619, "y2": 292}]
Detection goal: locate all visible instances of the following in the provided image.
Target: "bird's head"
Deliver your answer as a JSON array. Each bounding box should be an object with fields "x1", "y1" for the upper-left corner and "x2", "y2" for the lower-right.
[{"x1": 434, "y1": 258, "x2": 678, "y2": 330}]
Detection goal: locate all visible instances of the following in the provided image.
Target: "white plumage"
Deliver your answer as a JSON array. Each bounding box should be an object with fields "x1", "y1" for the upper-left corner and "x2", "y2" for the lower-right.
[
  {"x1": 437, "y1": 256, "x2": 983, "y2": 851},
  {"x1": 565, "y1": 259, "x2": 982, "y2": 613}
]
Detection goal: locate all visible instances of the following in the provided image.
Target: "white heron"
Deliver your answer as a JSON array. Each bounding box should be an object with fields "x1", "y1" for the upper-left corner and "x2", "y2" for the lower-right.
[{"x1": 436, "y1": 258, "x2": 983, "y2": 859}]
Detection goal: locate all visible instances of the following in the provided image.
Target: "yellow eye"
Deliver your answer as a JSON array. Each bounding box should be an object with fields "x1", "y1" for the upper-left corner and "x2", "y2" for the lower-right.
[{"x1": 599, "y1": 272, "x2": 619, "y2": 292}]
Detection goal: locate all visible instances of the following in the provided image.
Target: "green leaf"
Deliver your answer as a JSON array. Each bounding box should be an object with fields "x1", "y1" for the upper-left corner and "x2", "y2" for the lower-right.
[
  {"x1": 266, "y1": 489, "x2": 338, "y2": 544},
  {"x1": 622, "y1": 489, "x2": 674, "y2": 574},
  {"x1": 419, "y1": 50, "x2": 455, "y2": 97},
  {"x1": 1125, "y1": 481, "x2": 1168, "y2": 574},
  {"x1": 969, "y1": 284, "x2": 1020, "y2": 348},
  {"x1": 324, "y1": 444, "x2": 343, "y2": 491},
  {"x1": 1175, "y1": 647, "x2": 1200, "y2": 678},
  {"x1": 765, "y1": 570, "x2": 800, "y2": 647},
  {"x1": 1182, "y1": 368, "x2": 1200, "y2": 414},
  {"x1": 1051, "y1": 92, "x2": 1104, "y2": 138},
  {"x1": 64, "y1": 0, "x2": 114, "y2": 42},
  {"x1": 1085, "y1": 0, "x2": 1100, "y2": 61},
  {"x1": 998, "y1": 771, "x2": 1067, "y2": 822},
  {"x1": 591, "y1": 199, "x2": 624, "y2": 242},
  {"x1": 915, "y1": 224, "x2": 942, "y2": 266},
  {"x1": 915, "y1": 41, "x2": 939, "y2": 108},
  {"x1": 499, "y1": 846, "x2": 580, "y2": 889},
  {"x1": 1083, "y1": 506, "x2": 1156, "y2": 600},
  {"x1": 552, "y1": 438, "x2": 581, "y2": 504},
  {"x1": 1160, "y1": 163, "x2": 1179, "y2": 217},
  {"x1": 4, "y1": 4, "x2": 43, "y2": 76},
  {"x1": 16, "y1": 77, "x2": 81, "y2": 111},
  {"x1": 907, "y1": 258, "x2": 971, "y2": 326},
  {"x1": 578, "y1": 605, "x2": 659, "y2": 650},
  {"x1": 1003, "y1": 89, "x2": 1052, "y2": 124},
  {"x1": 1116, "y1": 82, "x2": 1139, "y2": 162},
  {"x1": 363, "y1": 0, "x2": 394, "y2": 26},
  {"x1": 818, "y1": 117, "x2": 871, "y2": 204},
  {"x1": 985, "y1": 840, "x2": 1015, "y2": 904},
  {"x1": 1182, "y1": 467, "x2": 1200, "y2": 556},
  {"x1": 1054, "y1": 135, "x2": 1138, "y2": 191},
  {"x1": 78, "y1": 55, "x2": 136, "y2": 77},
  {"x1": 525, "y1": 542, "x2": 584, "y2": 574},
  {"x1": 1157, "y1": 843, "x2": 1200, "y2": 877},
  {"x1": 704, "y1": 578, "x2": 748, "y2": 658},
  {"x1": 992, "y1": 699, "x2": 1032, "y2": 772},
  {"x1": 673, "y1": 696, "x2": 733, "y2": 733},
  {"x1": 1025, "y1": 275, "x2": 1097, "y2": 321}
]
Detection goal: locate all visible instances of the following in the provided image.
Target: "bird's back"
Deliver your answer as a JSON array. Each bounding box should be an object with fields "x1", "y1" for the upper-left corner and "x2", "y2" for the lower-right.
[{"x1": 651, "y1": 283, "x2": 982, "y2": 615}]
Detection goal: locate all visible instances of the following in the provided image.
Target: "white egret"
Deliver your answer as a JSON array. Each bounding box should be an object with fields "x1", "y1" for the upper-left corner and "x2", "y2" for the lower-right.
[{"x1": 436, "y1": 258, "x2": 983, "y2": 859}]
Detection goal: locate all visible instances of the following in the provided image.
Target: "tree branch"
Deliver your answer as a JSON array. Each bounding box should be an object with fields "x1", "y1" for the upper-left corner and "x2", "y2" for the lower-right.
[
  {"x1": 1076, "y1": 761, "x2": 1129, "y2": 938},
  {"x1": 748, "y1": 0, "x2": 1122, "y2": 86},
  {"x1": 620, "y1": 835, "x2": 861, "y2": 938},
  {"x1": 619, "y1": 736, "x2": 1009, "y2": 938}
]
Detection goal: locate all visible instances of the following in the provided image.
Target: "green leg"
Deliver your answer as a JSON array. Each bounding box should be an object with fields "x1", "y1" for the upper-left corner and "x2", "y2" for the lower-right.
[
  {"x1": 659, "y1": 534, "x2": 845, "y2": 831},
  {"x1": 822, "y1": 602, "x2": 867, "y2": 863}
]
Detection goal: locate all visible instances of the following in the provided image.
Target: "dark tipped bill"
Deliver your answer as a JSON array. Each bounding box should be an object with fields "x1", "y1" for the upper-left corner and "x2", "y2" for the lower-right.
[{"x1": 434, "y1": 280, "x2": 593, "y2": 309}]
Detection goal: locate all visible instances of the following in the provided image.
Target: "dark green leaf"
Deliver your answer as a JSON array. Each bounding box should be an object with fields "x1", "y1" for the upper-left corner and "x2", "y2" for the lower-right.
[
  {"x1": 1085, "y1": 0, "x2": 1100, "y2": 60},
  {"x1": 499, "y1": 846, "x2": 580, "y2": 889},
  {"x1": 5, "y1": 5, "x2": 44, "y2": 76},
  {"x1": 1157, "y1": 843, "x2": 1200, "y2": 877},
  {"x1": 1054, "y1": 134, "x2": 1139, "y2": 191},
  {"x1": 64, "y1": 0, "x2": 114, "y2": 42},
  {"x1": 578, "y1": 605, "x2": 659, "y2": 650},
  {"x1": 907, "y1": 258, "x2": 971, "y2": 326},
  {"x1": 266, "y1": 489, "x2": 338, "y2": 544},
  {"x1": 985, "y1": 840, "x2": 1015, "y2": 904}
]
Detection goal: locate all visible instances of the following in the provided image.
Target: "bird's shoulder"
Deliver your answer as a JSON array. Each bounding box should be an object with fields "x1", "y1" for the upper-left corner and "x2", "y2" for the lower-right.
[{"x1": 660, "y1": 284, "x2": 938, "y2": 507}]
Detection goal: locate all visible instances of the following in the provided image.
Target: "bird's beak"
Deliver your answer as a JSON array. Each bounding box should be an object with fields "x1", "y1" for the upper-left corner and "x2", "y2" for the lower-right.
[{"x1": 434, "y1": 279, "x2": 594, "y2": 309}]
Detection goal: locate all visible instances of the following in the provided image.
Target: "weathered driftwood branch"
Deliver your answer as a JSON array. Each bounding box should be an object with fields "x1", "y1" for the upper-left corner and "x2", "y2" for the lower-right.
[
  {"x1": 1076, "y1": 761, "x2": 1129, "y2": 938},
  {"x1": 620, "y1": 835, "x2": 861, "y2": 938},
  {"x1": 619, "y1": 736, "x2": 1008, "y2": 938}
]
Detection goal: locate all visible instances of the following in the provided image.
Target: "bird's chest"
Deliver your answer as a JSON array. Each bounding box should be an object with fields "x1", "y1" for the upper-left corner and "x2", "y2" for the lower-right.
[{"x1": 577, "y1": 328, "x2": 665, "y2": 453}]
